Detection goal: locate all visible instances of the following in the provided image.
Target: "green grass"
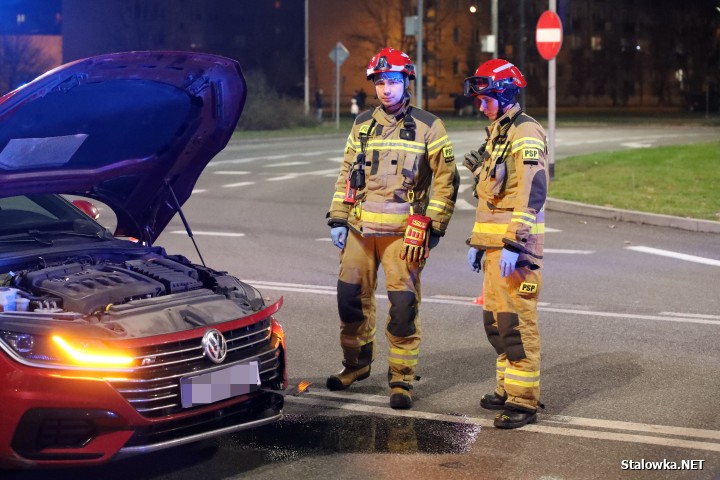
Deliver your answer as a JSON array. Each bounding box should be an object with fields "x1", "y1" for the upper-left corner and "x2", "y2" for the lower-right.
[{"x1": 549, "y1": 142, "x2": 720, "y2": 221}]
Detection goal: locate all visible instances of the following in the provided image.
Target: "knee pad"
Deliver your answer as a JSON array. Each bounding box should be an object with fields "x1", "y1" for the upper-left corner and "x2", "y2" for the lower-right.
[
  {"x1": 497, "y1": 312, "x2": 526, "y2": 361},
  {"x1": 387, "y1": 290, "x2": 417, "y2": 337},
  {"x1": 483, "y1": 310, "x2": 504, "y2": 355},
  {"x1": 337, "y1": 280, "x2": 364, "y2": 323}
]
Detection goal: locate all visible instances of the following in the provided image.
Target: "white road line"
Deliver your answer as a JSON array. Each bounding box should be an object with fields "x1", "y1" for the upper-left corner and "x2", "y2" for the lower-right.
[
  {"x1": 210, "y1": 150, "x2": 337, "y2": 166},
  {"x1": 243, "y1": 280, "x2": 720, "y2": 326},
  {"x1": 267, "y1": 168, "x2": 339, "y2": 182},
  {"x1": 544, "y1": 248, "x2": 595, "y2": 254},
  {"x1": 660, "y1": 312, "x2": 720, "y2": 320},
  {"x1": 265, "y1": 161, "x2": 310, "y2": 168},
  {"x1": 191, "y1": 189, "x2": 206, "y2": 194},
  {"x1": 213, "y1": 171, "x2": 250, "y2": 175},
  {"x1": 316, "y1": 238, "x2": 333, "y2": 241},
  {"x1": 222, "y1": 181, "x2": 255, "y2": 188},
  {"x1": 626, "y1": 246, "x2": 720, "y2": 267},
  {"x1": 303, "y1": 390, "x2": 720, "y2": 441},
  {"x1": 285, "y1": 395, "x2": 720, "y2": 453},
  {"x1": 170, "y1": 231, "x2": 245, "y2": 237},
  {"x1": 620, "y1": 142, "x2": 652, "y2": 148}
]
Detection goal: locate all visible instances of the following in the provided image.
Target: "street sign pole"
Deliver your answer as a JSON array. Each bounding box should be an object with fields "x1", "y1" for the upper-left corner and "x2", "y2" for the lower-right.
[
  {"x1": 548, "y1": 0, "x2": 557, "y2": 179},
  {"x1": 328, "y1": 42, "x2": 349, "y2": 130},
  {"x1": 536, "y1": 5, "x2": 562, "y2": 179}
]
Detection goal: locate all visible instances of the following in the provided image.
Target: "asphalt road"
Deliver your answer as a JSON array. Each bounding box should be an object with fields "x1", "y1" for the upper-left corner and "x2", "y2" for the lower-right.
[{"x1": 11, "y1": 125, "x2": 720, "y2": 480}]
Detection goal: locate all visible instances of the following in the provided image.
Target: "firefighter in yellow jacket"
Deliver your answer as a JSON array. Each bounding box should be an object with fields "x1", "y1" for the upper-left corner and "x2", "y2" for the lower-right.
[
  {"x1": 463, "y1": 59, "x2": 549, "y2": 428},
  {"x1": 326, "y1": 47, "x2": 459, "y2": 409}
]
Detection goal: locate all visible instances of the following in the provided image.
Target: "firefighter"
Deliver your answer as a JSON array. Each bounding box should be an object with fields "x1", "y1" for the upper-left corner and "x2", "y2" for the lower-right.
[
  {"x1": 463, "y1": 58, "x2": 549, "y2": 428},
  {"x1": 326, "y1": 47, "x2": 459, "y2": 409}
]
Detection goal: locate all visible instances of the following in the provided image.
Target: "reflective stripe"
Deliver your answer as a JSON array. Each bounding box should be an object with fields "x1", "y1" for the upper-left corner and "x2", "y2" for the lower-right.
[
  {"x1": 504, "y1": 367, "x2": 540, "y2": 387},
  {"x1": 427, "y1": 135, "x2": 450, "y2": 155},
  {"x1": 496, "y1": 358, "x2": 506, "y2": 371},
  {"x1": 367, "y1": 138, "x2": 426, "y2": 154},
  {"x1": 333, "y1": 192, "x2": 346, "y2": 201},
  {"x1": 473, "y1": 222, "x2": 508, "y2": 235},
  {"x1": 473, "y1": 221, "x2": 545, "y2": 235},
  {"x1": 427, "y1": 199, "x2": 453, "y2": 214},
  {"x1": 510, "y1": 137, "x2": 545, "y2": 154},
  {"x1": 389, "y1": 347, "x2": 419, "y2": 366},
  {"x1": 512, "y1": 211, "x2": 536, "y2": 222},
  {"x1": 360, "y1": 210, "x2": 409, "y2": 225}
]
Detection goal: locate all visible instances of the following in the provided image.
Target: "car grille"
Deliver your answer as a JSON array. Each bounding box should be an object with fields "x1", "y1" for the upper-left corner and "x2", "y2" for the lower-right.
[{"x1": 106, "y1": 317, "x2": 282, "y2": 418}]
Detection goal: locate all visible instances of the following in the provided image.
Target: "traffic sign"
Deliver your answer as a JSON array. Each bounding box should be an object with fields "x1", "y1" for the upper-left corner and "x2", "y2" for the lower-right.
[
  {"x1": 536, "y1": 11, "x2": 563, "y2": 61},
  {"x1": 329, "y1": 42, "x2": 349, "y2": 66}
]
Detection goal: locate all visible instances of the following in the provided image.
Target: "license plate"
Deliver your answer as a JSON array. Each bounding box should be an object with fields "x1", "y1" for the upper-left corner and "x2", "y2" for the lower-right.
[{"x1": 180, "y1": 361, "x2": 260, "y2": 408}]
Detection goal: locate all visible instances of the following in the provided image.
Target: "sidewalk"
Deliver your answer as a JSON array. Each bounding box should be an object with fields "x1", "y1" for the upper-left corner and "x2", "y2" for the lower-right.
[{"x1": 546, "y1": 198, "x2": 720, "y2": 234}]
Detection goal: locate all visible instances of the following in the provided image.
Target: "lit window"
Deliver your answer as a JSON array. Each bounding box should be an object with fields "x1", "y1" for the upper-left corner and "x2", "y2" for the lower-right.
[
  {"x1": 591, "y1": 36, "x2": 602, "y2": 51},
  {"x1": 16, "y1": 13, "x2": 26, "y2": 24}
]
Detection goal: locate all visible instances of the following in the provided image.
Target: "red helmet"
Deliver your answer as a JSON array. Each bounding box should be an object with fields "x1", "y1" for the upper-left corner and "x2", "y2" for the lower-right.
[
  {"x1": 366, "y1": 47, "x2": 415, "y2": 80},
  {"x1": 463, "y1": 58, "x2": 526, "y2": 97}
]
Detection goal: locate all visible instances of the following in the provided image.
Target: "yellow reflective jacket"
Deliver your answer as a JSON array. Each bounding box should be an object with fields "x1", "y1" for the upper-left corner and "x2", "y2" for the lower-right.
[
  {"x1": 469, "y1": 104, "x2": 549, "y2": 269},
  {"x1": 328, "y1": 101, "x2": 459, "y2": 237}
]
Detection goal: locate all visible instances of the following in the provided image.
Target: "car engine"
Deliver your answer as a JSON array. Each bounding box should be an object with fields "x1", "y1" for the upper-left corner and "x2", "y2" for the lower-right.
[{"x1": 1, "y1": 255, "x2": 262, "y2": 319}]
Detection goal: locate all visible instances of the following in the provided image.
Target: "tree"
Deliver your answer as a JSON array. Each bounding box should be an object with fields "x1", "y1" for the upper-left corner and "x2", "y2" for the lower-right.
[{"x1": 0, "y1": 36, "x2": 55, "y2": 95}]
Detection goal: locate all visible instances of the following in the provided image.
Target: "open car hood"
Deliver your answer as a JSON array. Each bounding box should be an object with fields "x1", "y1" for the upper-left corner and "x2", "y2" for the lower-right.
[{"x1": 0, "y1": 51, "x2": 246, "y2": 243}]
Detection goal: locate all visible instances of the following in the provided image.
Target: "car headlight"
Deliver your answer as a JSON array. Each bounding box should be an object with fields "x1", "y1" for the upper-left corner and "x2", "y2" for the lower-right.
[{"x1": 0, "y1": 330, "x2": 134, "y2": 368}]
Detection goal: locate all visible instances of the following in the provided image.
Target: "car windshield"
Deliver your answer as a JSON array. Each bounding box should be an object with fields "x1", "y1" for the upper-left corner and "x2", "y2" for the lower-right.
[{"x1": 0, "y1": 195, "x2": 110, "y2": 249}]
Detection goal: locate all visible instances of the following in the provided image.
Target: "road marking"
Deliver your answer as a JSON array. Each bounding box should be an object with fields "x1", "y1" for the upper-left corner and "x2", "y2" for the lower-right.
[
  {"x1": 620, "y1": 142, "x2": 652, "y2": 148},
  {"x1": 191, "y1": 189, "x2": 206, "y2": 194},
  {"x1": 170, "y1": 231, "x2": 245, "y2": 237},
  {"x1": 268, "y1": 168, "x2": 339, "y2": 182},
  {"x1": 455, "y1": 198, "x2": 476, "y2": 210},
  {"x1": 210, "y1": 150, "x2": 337, "y2": 166},
  {"x1": 222, "y1": 181, "x2": 256, "y2": 188},
  {"x1": 286, "y1": 393, "x2": 720, "y2": 453},
  {"x1": 265, "y1": 161, "x2": 310, "y2": 168},
  {"x1": 244, "y1": 280, "x2": 720, "y2": 326},
  {"x1": 213, "y1": 170, "x2": 251, "y2": 175},
  {"x1": 544, "y1": 248, "x2": 594, "y2": 254},
  {"x1": 626, "y1": 246, "x2": 720, "y2": 267},
  {"x1": 660, "y1": 312, "x2": 720, "y2": 320}
]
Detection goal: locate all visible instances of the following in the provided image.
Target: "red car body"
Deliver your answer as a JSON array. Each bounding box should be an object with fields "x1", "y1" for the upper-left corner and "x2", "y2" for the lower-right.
[{"x1": 0, "y1": 52, "x2": 287, "y2": 469}]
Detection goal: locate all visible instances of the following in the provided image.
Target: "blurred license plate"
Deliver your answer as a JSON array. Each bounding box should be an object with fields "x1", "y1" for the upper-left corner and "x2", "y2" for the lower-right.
[{"x1": 180, "y1": 361, "x2": 260, "y2": 408}]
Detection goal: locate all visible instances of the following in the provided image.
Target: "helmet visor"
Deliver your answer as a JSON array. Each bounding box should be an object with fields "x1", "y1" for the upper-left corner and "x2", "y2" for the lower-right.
[{"x1": 463, "y1": 76, "x2": 493, "y2": 97}]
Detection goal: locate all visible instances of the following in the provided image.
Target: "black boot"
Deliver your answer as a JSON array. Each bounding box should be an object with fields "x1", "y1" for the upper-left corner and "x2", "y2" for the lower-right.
[
  {"x1": 389, "y1": 386, "x2": 413, "y2": 410},
  {"x1": 493, "y1": 404, "x2": 537, "y2": 429},
  {"x1": 326, "y1": 365, "x2": 371, "y2": 391},
  {"x1": 480, "y1": 391, "x2": 507, "y2": 410}
]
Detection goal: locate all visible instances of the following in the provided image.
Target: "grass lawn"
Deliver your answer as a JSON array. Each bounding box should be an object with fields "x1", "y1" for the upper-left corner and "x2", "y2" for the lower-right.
[{"x1": 549, "y1": 142, "x2": 720, "y2": 221}]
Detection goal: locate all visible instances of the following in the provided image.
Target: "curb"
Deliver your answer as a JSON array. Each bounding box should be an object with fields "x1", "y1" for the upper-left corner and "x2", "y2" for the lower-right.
[{"x1": 546, "y1": 198, "x2": 720, "y2": 234}]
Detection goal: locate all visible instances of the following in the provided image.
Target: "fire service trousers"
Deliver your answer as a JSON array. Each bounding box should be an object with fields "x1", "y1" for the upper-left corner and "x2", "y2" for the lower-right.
[
  {"x1": 336, "y1": 230, "x2": 423, "y2": 389},
  {"x1": 482, "y1": 248, "x2": 542, "y2": 410}
]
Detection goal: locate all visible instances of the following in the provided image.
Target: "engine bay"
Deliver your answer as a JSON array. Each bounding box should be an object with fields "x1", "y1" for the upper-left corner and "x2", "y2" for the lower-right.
[{"x1": 0, "y1": 254, "x2": 263, "y2": 320}]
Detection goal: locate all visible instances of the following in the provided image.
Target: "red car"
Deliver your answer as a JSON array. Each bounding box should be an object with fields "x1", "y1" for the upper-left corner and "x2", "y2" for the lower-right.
[{"x1": 0, "y1": 52, "x2": 287, "y2": 469}]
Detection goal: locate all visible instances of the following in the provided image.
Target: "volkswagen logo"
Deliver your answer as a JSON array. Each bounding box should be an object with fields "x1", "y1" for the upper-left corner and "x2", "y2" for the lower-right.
[{"x1": 201, "y1": 329, "x2": 227, "y2": 364}]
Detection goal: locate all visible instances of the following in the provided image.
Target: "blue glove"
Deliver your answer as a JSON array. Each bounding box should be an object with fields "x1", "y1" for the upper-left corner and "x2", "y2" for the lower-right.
[
  {"x1": 499, "y1": 247, "x2": 520, "y2": 277},
  {"x1": 428, "y1": 234, "x2": 440, "y2": 250},
  {"x1": 330, "y1": 226, "x2": 347, "y2": 249},
  {"x1": 467, "y1": 247, "x2": 484, "y2": 272}
]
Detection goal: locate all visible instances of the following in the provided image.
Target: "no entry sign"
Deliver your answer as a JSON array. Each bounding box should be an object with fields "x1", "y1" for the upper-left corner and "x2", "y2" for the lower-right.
[{"x1": 536, "y1": 11, "x2": 563, "y2": 60}]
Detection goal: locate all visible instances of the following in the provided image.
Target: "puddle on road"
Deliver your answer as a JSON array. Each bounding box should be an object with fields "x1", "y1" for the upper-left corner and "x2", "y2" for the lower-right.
[{"x1": 228, "y1": 413, "x2": 480, "y2": 459}]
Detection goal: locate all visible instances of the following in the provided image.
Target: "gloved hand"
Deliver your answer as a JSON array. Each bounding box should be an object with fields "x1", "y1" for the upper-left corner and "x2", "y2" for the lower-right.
[
  {"x1": 467, "y1": 247, "x2": 484, "y2": 272},
  {"x1": 330, "y1": 226, "x2": 348, "y2": 249},
  {"x1": 462, "y1": 142, "x2": 487, "y2": 175},
  {"x1": 400, "y1": 214, "x2": 432, "y2": 262},
  {"x1": 499, "y1": 247, "x2": 520, "y2": 278},
  {"x1": 428, "y1": 234, "x2": 440, "y2": 251}
]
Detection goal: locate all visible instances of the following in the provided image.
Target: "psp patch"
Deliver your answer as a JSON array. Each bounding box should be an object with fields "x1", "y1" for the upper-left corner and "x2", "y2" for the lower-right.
[
  {"x1": 522, "y1": 148, "x2": 540, "y2": 160},
  {"x1": 519, "y1": 282, "x2": 538, "y2": 294},
  {"x1": 442, "y1": 146, "x2": 454, "y2": 162}
]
